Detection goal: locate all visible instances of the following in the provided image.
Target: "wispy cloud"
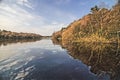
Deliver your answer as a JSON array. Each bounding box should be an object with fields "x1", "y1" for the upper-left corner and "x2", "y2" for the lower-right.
[
  {"x1": 17, "y1": 0, "x2": 33, "y2": 9},
  {"x1": 0, "y1": 0, "x2": 37, "y2": 32},
  {"x1": 0, "y1": 0, "x2": 76, "y2": 36}
]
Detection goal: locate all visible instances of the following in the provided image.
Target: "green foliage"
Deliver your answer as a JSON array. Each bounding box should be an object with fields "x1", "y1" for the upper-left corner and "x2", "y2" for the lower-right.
[{"x1": 91, "y1": 5, "x2": 100, "y2": 13}]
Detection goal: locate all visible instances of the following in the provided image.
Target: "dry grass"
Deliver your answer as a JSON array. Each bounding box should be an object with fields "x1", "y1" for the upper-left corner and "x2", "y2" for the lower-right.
[{"x1": 75, "y1": 34, "x2": 110, "y2": 43}]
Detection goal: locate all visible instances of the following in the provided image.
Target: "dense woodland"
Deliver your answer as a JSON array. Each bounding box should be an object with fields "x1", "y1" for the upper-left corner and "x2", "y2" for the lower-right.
[
  {"x1": 52, "y1": 4, "x2": 120, "y2": 46},
  {"x1": 0, "y1": 29, "x2": 42, "y2": 41},
  {"x1": 52, "y1": 4, "x2": 120, "y2": 80}
]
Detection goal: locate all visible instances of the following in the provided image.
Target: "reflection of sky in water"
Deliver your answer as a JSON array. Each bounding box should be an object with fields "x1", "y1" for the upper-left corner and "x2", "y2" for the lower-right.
[
  {"x1": 0, "y1": 39, "x2": 109, "y2": 80},
  {"x1": 0, "y1": 40, "x2": 62, "y2": 61}
]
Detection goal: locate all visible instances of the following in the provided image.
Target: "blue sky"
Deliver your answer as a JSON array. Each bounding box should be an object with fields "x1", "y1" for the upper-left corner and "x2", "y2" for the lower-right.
[{"x1": 0, "y1": 0, "x2": 116, "y2": 36}]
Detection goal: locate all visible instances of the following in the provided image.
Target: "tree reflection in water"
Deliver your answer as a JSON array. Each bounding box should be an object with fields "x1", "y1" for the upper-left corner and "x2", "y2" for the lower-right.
[
  {"x1": 53, "y1": 38, "x2": 120, "y2": 80},
  {"x1": 0, "y1": 39, "x2": 42, "y2": 47}
]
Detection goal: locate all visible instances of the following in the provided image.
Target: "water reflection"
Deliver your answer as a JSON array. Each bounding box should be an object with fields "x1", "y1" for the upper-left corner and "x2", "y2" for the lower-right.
[
  {"x1": 60, "y1": 42, "x2": 120, "y2": 80},
  {"x1": 0, "y1": 39, "x2": 99, "y2": 80},
  {"x1": 0, "y1": 38, "x2": 119, "y2": 80},
  {"x1": 0, "y1": 39, "x2": 42, "y2": 47}
]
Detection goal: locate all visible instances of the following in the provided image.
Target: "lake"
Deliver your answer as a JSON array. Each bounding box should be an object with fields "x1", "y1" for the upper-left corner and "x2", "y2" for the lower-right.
[{"x1": 0, "y1": 39, "x2": 119, "y2": 80}]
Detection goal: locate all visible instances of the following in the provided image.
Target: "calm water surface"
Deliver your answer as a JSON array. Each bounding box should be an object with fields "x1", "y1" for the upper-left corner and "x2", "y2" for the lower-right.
[{"x1": 0, "y1": 39, "x2": 116, "y2": 80}]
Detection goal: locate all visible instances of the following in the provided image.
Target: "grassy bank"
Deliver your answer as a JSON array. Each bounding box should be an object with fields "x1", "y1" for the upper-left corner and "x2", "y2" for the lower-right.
[
  {"x1": 74, "y1": 34, "x2": 119, "y2": 44},
  {"x1": 52, "y1": 4, "x2": 120, "y2": 45}
]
